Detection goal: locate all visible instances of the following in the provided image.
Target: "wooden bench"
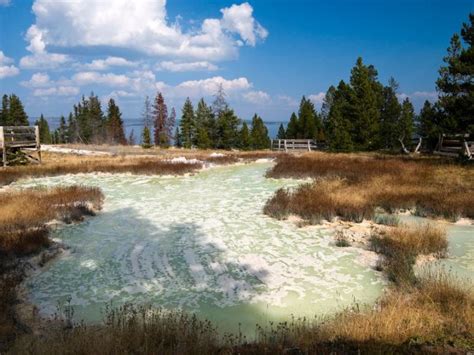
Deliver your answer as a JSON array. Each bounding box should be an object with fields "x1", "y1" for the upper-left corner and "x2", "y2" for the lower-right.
[
  {"x1": 434, "y1": 134, "x2": 473, "y2": 160},
  {"x1": 271, "y1": 139, "x2": 318, "y2": 152},
  {"x1": 0, "y1": 126, "x2": 41, "y2": 167}
]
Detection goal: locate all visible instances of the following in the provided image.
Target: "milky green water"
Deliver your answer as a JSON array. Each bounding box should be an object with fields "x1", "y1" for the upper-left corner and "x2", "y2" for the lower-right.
[{"x1": 14, "y1": 162, "x2": 473, "y2": 336}]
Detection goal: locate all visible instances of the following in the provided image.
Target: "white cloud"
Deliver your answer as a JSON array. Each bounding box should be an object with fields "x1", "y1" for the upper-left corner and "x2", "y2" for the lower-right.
[
  {"x1": 22, "y1": 0, "x2": 267, "y2": 65},
  {"x1": 19, "y1": 25, "x2": 70, "y2": 69},
  {"x1": 21, "y1": 72, "x2": 51, "y2": 87},
  {"x1": 81, "y1": 56, "x2": 138, "y2": 71},
  {"x1": 221, "y1": 2, "x2": 268, "y2": 46},
  {"x1": 397, "y1": 91, "x2": 438, "y2": 103},
  {"x1": 243, "y1": 90, "x2": 271, "y2": 104},
  {"x1": 72, "y1": 71, "x2": 130, "y2": 87},
  {"x1": 0, "y1": 65, "x2": 19, "y2": 79},
  {"x1": 173, "y1": 76, "x2": 251, "y2": 98},
  {"x1": 156, "y1": 61, "x2": 218, "y2": 72},
  {"x1": 0, "y1": 51, "x2": 19, "y2": 78},
  {"x1": 33, "y1": 86, "x2": 79, "y2": 97}
]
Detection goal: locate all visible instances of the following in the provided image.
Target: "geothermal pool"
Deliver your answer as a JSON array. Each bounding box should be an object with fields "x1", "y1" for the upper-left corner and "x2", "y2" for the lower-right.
[{"x1": 15, "y1": 162, "x2": 473, "y2": 335}]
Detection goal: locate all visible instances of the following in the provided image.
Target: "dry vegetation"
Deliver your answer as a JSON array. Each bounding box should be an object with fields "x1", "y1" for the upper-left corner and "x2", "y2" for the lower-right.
[
  {"x1": 265, "y1": 153, "x2": 474, "y2": 222},
  {"x1": 0, "y1": 186, "x2": 103, "y2": 256}
]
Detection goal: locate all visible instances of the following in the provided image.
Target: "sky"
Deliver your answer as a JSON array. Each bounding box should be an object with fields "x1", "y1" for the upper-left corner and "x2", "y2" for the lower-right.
[{"x1": 0, "y1": 0, "x2": 473, "y2": 123}]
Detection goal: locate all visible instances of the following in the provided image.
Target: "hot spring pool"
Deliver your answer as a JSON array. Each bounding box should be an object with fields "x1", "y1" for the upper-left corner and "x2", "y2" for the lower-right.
[{"x1": 13, "y1": 162, "x2": 472, "y2": 335}]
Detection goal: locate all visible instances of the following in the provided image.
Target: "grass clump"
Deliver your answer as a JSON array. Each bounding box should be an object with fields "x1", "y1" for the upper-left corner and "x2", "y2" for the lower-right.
[
  {"x1": 264, "y1": 153, "x2": 473, "y2": 223},
  {"x1": 0, "y1": 186, "x2": 104, "y2": 256},
  {"x1": 334, "y1": 231, "x2": 351, "y2": 247},
  {"x1": 370, "y1": 223, "x2": 447, "y2": 285}
]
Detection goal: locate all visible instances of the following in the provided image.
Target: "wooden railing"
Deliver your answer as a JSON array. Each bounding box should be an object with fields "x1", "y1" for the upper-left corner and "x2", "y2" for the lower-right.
[
  {"x1": 434, "y1": 134, "x2": 473, "y2": 160},
  {"x1": 0, "y1": 126, "x2": 41, "y2": 167},
  {"x1": 271, "y1": 139, "x2": 318, "y2": 152}
]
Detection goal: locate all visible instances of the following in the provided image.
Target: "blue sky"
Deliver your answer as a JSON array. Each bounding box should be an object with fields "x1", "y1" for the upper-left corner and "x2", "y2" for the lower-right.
[{"x1": 0, "y1": 0, "x2": 472, "y2": 123}]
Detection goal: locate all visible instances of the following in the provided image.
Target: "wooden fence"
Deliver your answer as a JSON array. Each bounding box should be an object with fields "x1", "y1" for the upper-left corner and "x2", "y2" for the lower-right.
[
  {"x1": 434, "y1": 134, "x2": 473, "y2": 160},
  {"x1": 0, "y1": 126, "x2": 41, "y2": 167},
  {"x1": 271, "y1": 139, "x2": 318, "y2": 152}
]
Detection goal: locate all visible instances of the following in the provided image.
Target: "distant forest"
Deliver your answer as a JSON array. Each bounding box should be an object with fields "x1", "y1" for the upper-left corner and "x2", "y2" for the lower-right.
[{"x1": 1, "y1": 13, "x2": 472, "y2": 152}]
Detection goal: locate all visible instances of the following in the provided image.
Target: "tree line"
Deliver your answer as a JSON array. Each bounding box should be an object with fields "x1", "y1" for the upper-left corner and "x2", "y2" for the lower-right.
[
  {"x1": 276, "y1": 13, "x2": 473, "y2": 152},
  {"x1": 0, "y1": 85, "x2": 271, "y2": 150}
]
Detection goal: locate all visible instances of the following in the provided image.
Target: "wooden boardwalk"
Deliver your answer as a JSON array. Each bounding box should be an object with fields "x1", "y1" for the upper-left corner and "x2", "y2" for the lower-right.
[
  {"x1": 0, "y1": 126, "x2": 41, "y2": 167},
  {"x1": 271, "y1": 139, "x2": 318, "y2": 152}
]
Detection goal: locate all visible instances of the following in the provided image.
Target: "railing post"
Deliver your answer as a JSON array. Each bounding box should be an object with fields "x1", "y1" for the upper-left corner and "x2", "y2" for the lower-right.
[
  {"x1": 284, "y1": 139, "x2": 287, "y2": 152},
  {"x1": 35, "y1": 125, "x2": 42, "y2": 163},
  {"x1": 0, "y1": 126, "x2": 5, "y2": 167},
  {"x1": 307, "y1": 140, "x2": 311, "y2": 151}
]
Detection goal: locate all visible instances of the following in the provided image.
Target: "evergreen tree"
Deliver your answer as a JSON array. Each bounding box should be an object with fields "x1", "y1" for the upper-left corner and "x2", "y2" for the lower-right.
[
  {"x1": 0, "y1": 94, "x2": 9, "y2": 126},
  {"x1": 380, "y1": 78, "x2": 402, "y2": 150},
  {"x1": 398, "y1": 98, "x2": 415, "y2": 148},
  {"x1": 35, "y1": 114, "x2": 51, "y2": 144},
  {"x1": 142, "y1": 126, "x2": 152, "y2": 148},
  {"x1": 212, "y1": 84, "x2": 228, "y2": 117},
  {"x1": 180, "y1": 98, "x2": 195, "y2": 148},
  {"x1": 277, "y1": 123, "x2": 286, "y2": 139},
  {"x1": 57, "y1": 115, "x2": 67, "y2": 143},
  {"x1": 73, "y1": 93, "x2": 105, "y2": 144},
  {"x1": 2, "y1": 94, "x2": 29, "y2": 126},
  {"x1": 174, "y1": 126, "x2": 182, "y2": 148},
  {"x1": 66, "y1": 112, "x2": 78, "y2": 143},
  {"x1": 239, "y1": 122, "x2": 251, "y2": 150},
  {"x1": 417, "y1": 100, "x2": 441, "y2": 151},
  {"x1": 286, "y1": 113, "x2": 299, "y2": 139},
  {"x1": 437, "y1": 13, "x2": 474, "y2": 133},
  {"x1": 216, "y1": 108, "x2": 240, "y2": 149},
  {"x1": 326, "y1": 81, "x2": 355, "y2": 151},
  {"x1": 153, "y1": 92, "x2": 168, "y2": 146},
  {"x1": 321, "y1": 86, "x2": 336, "y2": 124},
  {"x1": 250, "y1": 114, "x2": 270, "y2": 149},
  {"x1": 297, "y1": 96, "x2": 318, "y2": 139},
  {"x1": 195, "y1": 98, "x2": 214, "y2": 147},
  {"x1": 105, "y1": 98, "x2": 127, "y2": 145},
  {"x1": 350, "y1": 57, "x2": 381, "y2": 150}
]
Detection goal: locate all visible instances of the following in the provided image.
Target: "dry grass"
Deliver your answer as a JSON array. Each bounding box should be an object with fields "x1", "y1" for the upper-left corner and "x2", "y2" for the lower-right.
[
  {"x1": 0, "y1": 186, "x2": 104, "y2": 256},
  {"x1": 0, "y1": 154, "x2": 203, "y2": 186},
  {"x1": 265, "y1": 153, "x2": 474, "y2": 222},
  {"x1": 370, "y1": 223, "x2": 448, "y2": 285}
]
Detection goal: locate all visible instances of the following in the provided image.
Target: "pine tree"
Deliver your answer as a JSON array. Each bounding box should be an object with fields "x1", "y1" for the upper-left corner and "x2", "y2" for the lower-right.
[
  {"x1": 153, "y1": 92, "x2": 168, "y2": 146},
  {"x1": 180, "y1": 98, "x2": 195, "y2": 148},
  {"x1": 212, "y1": 84, "x2": 228, "y2": 117},
  {"x1": 174, "y1": 127, "x2": 182, "y2": 148},
  {"x1": 239, "y1": 122, "x2": 251, "y2": 150},
  {"x1": 297, "y1": 96, "x2": 318, "y2": 139},
  {"x1": 350, "y1": 57, "x2": 382, "y2": 150},
  {"x1": 57, "y1": 115, "x2": 67, "y2": 143},
  {"x1": 277, "y1": 123, "x2": 286, "y2": 139},
  {"x1": 326, "y1": 81, "x2": 355, "y2": 151},
  {"x1": 142, "y1": 126, "x2": 152, "y2": 148},
  {"x1": 250, "y1": 114, "x2": 270, "y2": 149},
  {"x1": 105, "y1": 98, "x2": 126, "y2": 145},
  {"x1": 437, "y1": 13, "x2": 474, "y2": 133},
  {"x1": 67, "y1": 112, "x2": 78, "y2": 143},
  {"x1": 0, "y1": 94, "x2": 9, "y2": 126},
  {"x1": 35, "y1": 114, "x2": 51, "y2": 144},
  {"x1": 417, "y1": 100, "x2": 441, "y2": 151},
  {"x1": 216, "y1": 108, "x2": 240, "y2": 149},
  {"x1": 195, "y1": 98, "x2": 214, "y2": 147},
  {"x1": 398, "y1": 98, "x2": 415, "y2": 148},
  {"x1": 321, "y1": 86, "x2": 336, "y2": 124},
  {"x1": 6, "y1": 94, "x2": 29, "y2": 126},
  {"x1": 286, "y1": 113, "x2": 299, "y2": 139},
  {"x1": 380, "y1": 78, "x2": 402, "y2": 150},
  {"x1": 74, "y1": 93, "x2": 105, "y2": 144}
]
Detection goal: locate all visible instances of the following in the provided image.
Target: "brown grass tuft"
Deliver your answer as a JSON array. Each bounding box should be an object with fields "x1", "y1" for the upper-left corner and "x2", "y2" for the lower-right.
[
  {"x1": 0, "y1": 186, "x2": 104, "y2": 256},
  {"x1": 265, "y1": 153, "x2": 473, "y2": 222}
]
